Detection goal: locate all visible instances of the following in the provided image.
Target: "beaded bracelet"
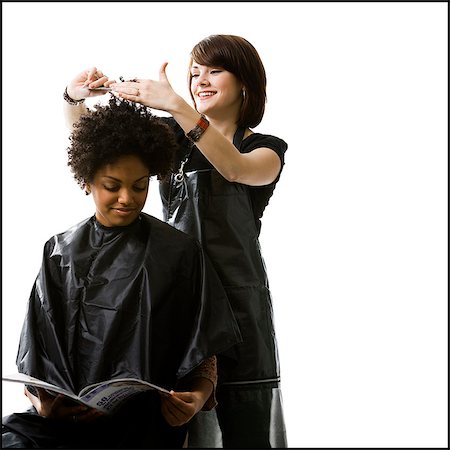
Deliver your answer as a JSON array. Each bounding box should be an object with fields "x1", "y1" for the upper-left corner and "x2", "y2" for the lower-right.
[
  {"x1": 186, "y1": 115, "x2": 209, "y2": 143},
  {"x1": 63, "y1": 86, "x2": 85, "y2": 106}
]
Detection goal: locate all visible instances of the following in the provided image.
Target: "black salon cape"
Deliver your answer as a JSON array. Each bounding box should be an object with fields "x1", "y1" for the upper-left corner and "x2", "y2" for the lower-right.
[{"x1": 2, "y1": 213, "x2": 241, "y2": 449}]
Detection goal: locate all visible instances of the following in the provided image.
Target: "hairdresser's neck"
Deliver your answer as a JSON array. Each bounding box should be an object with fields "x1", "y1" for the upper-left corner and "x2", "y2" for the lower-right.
[{"x1": 206, "y1": 117, "x2": 240, "y2": 142}]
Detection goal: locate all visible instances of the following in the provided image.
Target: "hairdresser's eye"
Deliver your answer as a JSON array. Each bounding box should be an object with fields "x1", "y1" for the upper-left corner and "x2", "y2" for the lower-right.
[
  {"x1": 191, "y1": 73, "x2": 199, "y2": 79},
  {"x1": 210, "y1": 70, "x2": 222, "y2": 74},
  {"x1": 133, "y1": 185, "x2": 147, "y2": 192}
]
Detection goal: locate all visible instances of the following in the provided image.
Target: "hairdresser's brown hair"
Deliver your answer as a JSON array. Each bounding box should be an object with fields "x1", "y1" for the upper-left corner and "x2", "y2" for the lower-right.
[{"x1": 188, "y1": 34, "x2": 267, "y2": 129}]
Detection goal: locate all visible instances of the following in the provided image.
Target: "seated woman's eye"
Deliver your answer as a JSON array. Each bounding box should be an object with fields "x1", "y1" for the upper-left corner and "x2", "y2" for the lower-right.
[
  {"x1": 104, "y1": 185, "x2": 119, "y2": 192},
  {"x1": 133, "y1": 180, "x2": 148, "y2": 192}
]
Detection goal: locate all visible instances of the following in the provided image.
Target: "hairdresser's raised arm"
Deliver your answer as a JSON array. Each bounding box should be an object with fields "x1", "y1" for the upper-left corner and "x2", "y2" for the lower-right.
[
  {"x1": 109, "y1": 63, "x2": 180, "y2": 113},
  {"x1": 63, "y1": 67, "x2": 114, "y2": 130},
  {"x1": 110, "y1": 63, "x2": 281, "y2": 187}
]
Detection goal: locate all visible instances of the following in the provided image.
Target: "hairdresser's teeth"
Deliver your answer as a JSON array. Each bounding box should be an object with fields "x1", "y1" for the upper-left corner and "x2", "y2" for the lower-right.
[{"x1": 199, "y1": 92, "x2": 215, "y2": 98}]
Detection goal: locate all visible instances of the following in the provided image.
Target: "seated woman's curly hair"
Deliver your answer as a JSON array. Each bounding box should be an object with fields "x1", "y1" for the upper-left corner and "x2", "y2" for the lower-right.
[{"x1": 68, "y1": 97, "x2": 177, "y2": 189}]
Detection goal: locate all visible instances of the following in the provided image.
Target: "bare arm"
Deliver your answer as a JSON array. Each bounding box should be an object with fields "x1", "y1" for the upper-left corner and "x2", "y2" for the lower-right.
[
  {"x1": 63, "y1": 67, "x2": 115, "y2": 131},
  {"x1": 170, "y1": 100, "x2": 281, "y2": 186},
  {"x1": 110, "y1": 63, "x2": 281, "y2": 187},
  {"x1": 63, "y1": 101, "x2": 89, "y2": 131}
]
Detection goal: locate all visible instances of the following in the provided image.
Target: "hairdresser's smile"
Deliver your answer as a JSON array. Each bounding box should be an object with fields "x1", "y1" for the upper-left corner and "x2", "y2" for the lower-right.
[
  {"x1": 190, "y1": 62, "x2": 243, "y2": 118},
  {"x1": 197, "y1": 90, "x2": 217, "y2": 99}
]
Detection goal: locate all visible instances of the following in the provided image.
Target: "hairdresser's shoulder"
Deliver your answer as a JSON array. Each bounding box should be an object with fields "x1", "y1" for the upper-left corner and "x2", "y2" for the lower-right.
[{"x1": 243, "y1": 132, "x2": 288, "y2": 153}]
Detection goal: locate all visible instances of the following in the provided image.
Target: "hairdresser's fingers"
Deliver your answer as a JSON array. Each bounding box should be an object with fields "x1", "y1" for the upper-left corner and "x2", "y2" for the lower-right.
[
  {"x1": 159, "y1": 62, "x2": 169, "y2": 82},
  {"x1": 87, "y1": 76, "x2": 110, "y2": 89},
  {"x1": 113, "y1": 91, "x2": 141, "y2": 104},
  {"x1": 83, "y1": 67, "x2": 98, "y2": 86},
  {"x1": 90, "y1": 69, "x2": 108, "y2": 86},
  {"x1": 104, "y1": 79, "x2": 117, "y2": 87},
  {"x1": 110, "y1": 80, "x2": 140, "y2": 95}
]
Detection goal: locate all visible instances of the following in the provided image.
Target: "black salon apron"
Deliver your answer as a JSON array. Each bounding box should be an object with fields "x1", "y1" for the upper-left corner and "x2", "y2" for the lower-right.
[{"x1": 160, "y1": 128, "x2": 287, "y2": 447}]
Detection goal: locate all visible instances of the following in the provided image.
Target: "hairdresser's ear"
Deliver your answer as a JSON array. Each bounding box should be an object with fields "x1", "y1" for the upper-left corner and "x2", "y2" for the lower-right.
[{"x1": 85, "y1": 184, "x2": 91, "y2": 196}]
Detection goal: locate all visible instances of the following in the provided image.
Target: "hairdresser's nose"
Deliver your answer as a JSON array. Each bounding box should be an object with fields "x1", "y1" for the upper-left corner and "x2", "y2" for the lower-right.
[{"x1": 198, "y1": 73, "x2": 210, "y2": 86}]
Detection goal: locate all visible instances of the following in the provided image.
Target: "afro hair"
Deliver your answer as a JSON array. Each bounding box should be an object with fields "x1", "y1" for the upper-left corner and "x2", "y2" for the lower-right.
[{"x1": 67, "y1": 96, "x2": 178, "y2": 190}]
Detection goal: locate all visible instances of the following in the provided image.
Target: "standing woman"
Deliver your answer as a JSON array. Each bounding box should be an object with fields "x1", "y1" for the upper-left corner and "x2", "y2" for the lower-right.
[{"x1": 64, "y1": 34, "x2": 288, "y2": 448}]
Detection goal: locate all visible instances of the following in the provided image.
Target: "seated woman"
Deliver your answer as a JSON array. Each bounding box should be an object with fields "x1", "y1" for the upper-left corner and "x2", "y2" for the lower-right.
[{"x1": 2, "y1": 97, "x2": 241, "y2": 449}]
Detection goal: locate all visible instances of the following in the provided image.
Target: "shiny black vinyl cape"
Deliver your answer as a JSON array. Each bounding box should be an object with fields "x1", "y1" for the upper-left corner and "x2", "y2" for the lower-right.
[{"x1": 16, "y1": 213, "x2": 242, "y2": 394}]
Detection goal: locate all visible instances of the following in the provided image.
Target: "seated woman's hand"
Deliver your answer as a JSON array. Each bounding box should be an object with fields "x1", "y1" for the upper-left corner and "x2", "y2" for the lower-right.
[
  {"x1": 24, "y1": 386, "x2": 104, "y2": 423},
  {"x1": 160, "y1": 376, "x2": 214, "y2": 427},
  {"x1": 160, "y1": 390, "x2": 204, "y2": 427},
  {"x1": 67, "y1": 67, "x2": 115, "y2": 102}
]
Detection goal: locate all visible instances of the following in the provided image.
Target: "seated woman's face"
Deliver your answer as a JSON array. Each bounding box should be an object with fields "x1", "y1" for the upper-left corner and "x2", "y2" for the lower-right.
[{"x1": 87, "y1": 154, "x2": 150, "y2": 227}]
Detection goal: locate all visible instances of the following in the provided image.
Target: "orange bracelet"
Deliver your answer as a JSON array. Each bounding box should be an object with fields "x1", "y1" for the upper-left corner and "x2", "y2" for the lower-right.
[{"x1": 186, "y1": 115, "x2": 210, "y2": 142}]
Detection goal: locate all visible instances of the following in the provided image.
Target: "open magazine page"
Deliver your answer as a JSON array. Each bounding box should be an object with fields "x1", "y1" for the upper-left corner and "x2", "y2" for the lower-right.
[
  {"x1": 79, "y1": 379, "x2": 170, "y2": 414},
  {"x1": 3, "y1": 373, "x2": 171, "y2": 414},
  {"x1": 2, "y1": 373, "x2": 82, "y2": 404}
]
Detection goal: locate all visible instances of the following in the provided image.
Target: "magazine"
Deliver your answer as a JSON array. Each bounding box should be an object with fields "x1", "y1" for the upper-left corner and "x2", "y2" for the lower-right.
[{"x1": 2, "y1": 372, "x2": 171, "y2": 414}]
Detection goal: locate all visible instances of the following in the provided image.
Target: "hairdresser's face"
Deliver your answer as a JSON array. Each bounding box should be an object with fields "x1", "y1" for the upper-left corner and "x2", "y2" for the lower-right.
[
  {"x1": 190, "y1": 62, "x2": 243, "y2": 119},
  {"x1": 87, "y1": 155, "x2": 150, "y2": 227}
]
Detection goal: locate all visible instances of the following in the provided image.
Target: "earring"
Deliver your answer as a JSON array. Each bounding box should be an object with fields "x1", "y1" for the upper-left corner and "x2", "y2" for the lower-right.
[{"x1": 242, "y1": 89, "x2": 246, "y2": 99}]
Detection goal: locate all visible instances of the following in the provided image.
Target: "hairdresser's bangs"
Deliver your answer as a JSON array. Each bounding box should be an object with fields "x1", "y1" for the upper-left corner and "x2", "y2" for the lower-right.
[{"x1": 191, "y1": 38, "x2": 237, "y2": 73}]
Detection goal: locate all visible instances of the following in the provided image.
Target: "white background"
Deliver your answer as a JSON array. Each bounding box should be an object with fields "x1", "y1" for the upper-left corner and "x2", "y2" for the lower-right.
[{"x1": 2, "y1": 2, "x2": 448, "y2": 448}]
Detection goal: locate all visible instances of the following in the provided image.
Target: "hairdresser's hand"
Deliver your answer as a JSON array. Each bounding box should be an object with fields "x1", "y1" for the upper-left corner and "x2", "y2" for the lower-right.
[
  {"x1": 67, "y1": 67, "x2": 115, "y2": 102},
  {"x1": 24, "y1": 386, "x2": 104, "y2": 422},
  {"x1": 110, "y1": 62, "x2": 181, "y2": 112}
]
